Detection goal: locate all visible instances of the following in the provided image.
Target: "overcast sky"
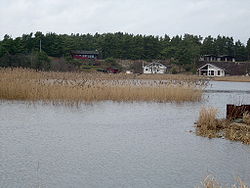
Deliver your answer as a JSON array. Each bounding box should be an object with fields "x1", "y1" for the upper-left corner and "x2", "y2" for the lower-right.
[{"x1": 1, "y1": 0, "x2": 250, "y2": 43}]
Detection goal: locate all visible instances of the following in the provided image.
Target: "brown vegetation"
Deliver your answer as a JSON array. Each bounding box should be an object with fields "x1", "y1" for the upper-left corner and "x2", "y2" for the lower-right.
[
  {"x1": 0, "y1": 68, "x2": 204, "y2": 104},
  {"x1": 196, "y1": 107, "x2": 250, "y2": 144},
  {"x1": 137, "y1": 73, "x2": 205, "y2": 82},
  {"x1": 197, "y1": 175, "x2": 249, "y2": 188},
  {"x1": 243, "y1": 112, "x2": 250, "y2": 125},
  {"x1": 213, "y1": 76, "x2": 250, "y2": 82},
  {"x1": 197, "y1": 107, "x2": 219, "y2": 131}
]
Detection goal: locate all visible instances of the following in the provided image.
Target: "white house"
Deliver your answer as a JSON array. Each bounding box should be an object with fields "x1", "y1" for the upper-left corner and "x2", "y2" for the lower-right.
[
  {"x1": 197, "y1": 63, "x2": 225, "y2": 77},
  {"x1": 143, "y1": 63, "x2": 167, "y2": 74}
]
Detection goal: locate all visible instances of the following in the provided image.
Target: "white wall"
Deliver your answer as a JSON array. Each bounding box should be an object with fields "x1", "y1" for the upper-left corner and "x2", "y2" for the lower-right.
[
  {"x1": 143, "y1": 64, "x2": 166, "y2": 74},
  {"x1": 198, "y1": 64, "x2": 225, "y2": 77},
  {"x1": 207, "y1": 65, "x2": 224, "y2": 77}
]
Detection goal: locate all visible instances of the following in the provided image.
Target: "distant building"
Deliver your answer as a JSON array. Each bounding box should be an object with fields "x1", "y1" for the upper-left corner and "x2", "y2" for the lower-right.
[
  {"x1": 199, "y1": 55, "x2": 235, "y2": 62},
  {"x1": 197, "y1": 63, "x2": 225, "y2": 77},
  {"x1": 125, "y1": 70, "x2": 133, "y2": 74},
  {"x1": 106, "y1": 67, "x2": 119, "y2": 73},
  {"x1": 143, "y1": 62, "x2": 167, "y2": 74},
  {"x1": 197, "y1": 55, "x2": 250, "y2": 76},
  {"x1": 71, "y1": 50, "x2": 100, "y2": 60}
]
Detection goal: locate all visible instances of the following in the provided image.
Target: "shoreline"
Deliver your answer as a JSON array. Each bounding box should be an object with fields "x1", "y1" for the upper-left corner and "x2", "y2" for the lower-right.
[{"x1": 212, "y1": 76, "x2": 250, "y2": 82}]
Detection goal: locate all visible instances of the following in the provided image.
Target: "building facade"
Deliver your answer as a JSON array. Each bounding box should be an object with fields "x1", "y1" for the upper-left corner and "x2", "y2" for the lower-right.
[
  {"x1": 200, "y1": 55, "x2": 235, "y2": 62},
  {"x1": 197, "y1": 63, "x2": 225, "y2": 77},
  {"x1": 197, "y1": 55, "x2": 250, "y2": 76},
  {"x1": 143, "y1": 63, "x2": 167, "y2": 74},
  {"x1": 71, "y1": 50, "x2": 100, "y2": 60}
]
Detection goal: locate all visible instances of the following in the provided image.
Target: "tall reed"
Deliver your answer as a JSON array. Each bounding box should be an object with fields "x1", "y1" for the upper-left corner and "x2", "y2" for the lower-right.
[
  {"x1": 197, "y1": 107, "x2": 218, "y2": 131},
  {"x1": 0, "y1": 68, "x2": 203, "y2": 104},
  {"x1": 243, "y1": 112, "x2": 250, "y2": 125}
]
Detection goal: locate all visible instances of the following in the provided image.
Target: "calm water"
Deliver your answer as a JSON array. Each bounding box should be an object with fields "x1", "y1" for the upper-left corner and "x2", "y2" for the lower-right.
[{"x1": 0, "y1": 81, "x2": 250, "y2": 188}]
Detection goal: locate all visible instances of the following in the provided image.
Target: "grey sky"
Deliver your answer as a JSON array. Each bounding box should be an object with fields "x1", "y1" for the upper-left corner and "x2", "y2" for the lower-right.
[{"x1": 1, "y1": 0, "x2": 250, "y2": 43}]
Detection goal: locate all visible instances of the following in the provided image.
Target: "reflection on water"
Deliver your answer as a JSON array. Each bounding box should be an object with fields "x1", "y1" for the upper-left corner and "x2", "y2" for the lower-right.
[{"x1": 0, "y1": 81, "x2": 250, "y2": 188}]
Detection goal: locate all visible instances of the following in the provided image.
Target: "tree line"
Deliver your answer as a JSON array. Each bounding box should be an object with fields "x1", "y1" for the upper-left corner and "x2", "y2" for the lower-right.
[{"x1": 0, "y1": 32, "x2": 250, "y2": 70}]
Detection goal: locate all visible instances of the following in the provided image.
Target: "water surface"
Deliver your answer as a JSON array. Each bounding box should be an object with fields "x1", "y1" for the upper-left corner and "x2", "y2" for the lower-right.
[{"x1": 0, "y1": 81, "x2": 250, "y2": 188}]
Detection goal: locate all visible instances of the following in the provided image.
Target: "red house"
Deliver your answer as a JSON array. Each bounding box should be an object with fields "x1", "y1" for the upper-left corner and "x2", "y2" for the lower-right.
[
  {"x1": 106, "y1": 67, "x2": 119, "y2": 73},
  {"x1": 71, "y1": 50, "x2": 100, "y2": 60}
]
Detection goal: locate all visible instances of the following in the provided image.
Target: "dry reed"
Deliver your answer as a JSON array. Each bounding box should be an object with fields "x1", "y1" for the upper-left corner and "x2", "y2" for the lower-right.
[
  {"x1": 137, "y1": 73, "x2": 207, "y2": 82},
  {"x1": 225, "y1": 125, "x2": 250, "y2": 145},
  {"x1": 243, "y1": 112, "x2": 250, "y2": 125},
  {"x1": 196, "y1": 107, "x2": 250, "y2": 144},
  {"x1": 0, "y1": 68, "x2": 203, "y2": 104},
  {"x1": 0, "y1": 68, "x2": 207, "y2": 82},
  {"x1": 213, "y1": 76, "x2": 250, "y2": 82},
  {"x1": 196, "y1": 107, "x2": 219, "y2": 137},
  {"x1": 197, "y1": 175, "x2": 249, "y2": 188}
]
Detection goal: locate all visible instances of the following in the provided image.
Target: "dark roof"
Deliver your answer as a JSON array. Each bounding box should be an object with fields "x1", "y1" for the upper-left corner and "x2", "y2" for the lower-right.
[
  {"x1": 197, "y1": 61, "x2": 250, "y2": 75},
  {"x1": 144, "y1": 60, "x2": 172, "y2": 68},
  {"x1": 218, "y1": 55, "x2": 235, "y2": 58},
  {"x1": 71, "y1": 50, "x2": 99, "y2": 55},
  {"x1": 203, "y1": 55, "x2": 218, "y2": 57},
  {"x1": 144, "y1": 62, "x2": 167, "y2": 68},
  {"x1": 202, "y1": 55, "x2": 235, "y2": 58},
  {"x1": 198, "y1": 63, "x2": 224, "y2": 71}
]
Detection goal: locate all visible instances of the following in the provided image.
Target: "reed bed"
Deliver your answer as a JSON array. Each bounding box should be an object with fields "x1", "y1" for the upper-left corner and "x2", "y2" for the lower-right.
[
  {"x1": 137, "y1": 73, "x2": 207, "y2": 83},
  {"x1": 213, "y1": 76, "x2": 250, "y2": 82},
  {"x1": 243, "y1": 112, "x2": 250, "y2": 125},
  {"x1": 0, "y1": 68, "x2": 203, "y2": 103},
  {"x1": 196, "y1": 107, "x2": 223, "y2": 139},
  {"x1": 197, "y1": 175, "x2": 248, "y2": 188},
  {"x1": 197, "y1": 107, "x2": 219, "y2": 131},
  {"x1": 0, "y1": 68, "x2": 208, "y2": 84},
  {"x1": 196, "y1": 107, "x2": 250, "y2": 144}
]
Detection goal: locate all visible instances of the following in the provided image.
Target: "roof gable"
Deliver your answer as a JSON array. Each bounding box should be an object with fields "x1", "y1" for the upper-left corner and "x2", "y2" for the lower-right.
[
  {"x1": 198, "y1": 63, "x2": 224, "y2": 71},
  {"x1": 144, "y1": 63, "x2": 166, "y2": 68}
]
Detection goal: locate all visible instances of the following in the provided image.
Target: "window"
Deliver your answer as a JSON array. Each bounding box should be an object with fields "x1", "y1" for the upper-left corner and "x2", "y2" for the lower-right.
[
  {"x1": 217, "y1": 70, "x2": 220, "y2": 76},
  {"x1": 211, "y1": 70, "x2": 214, "y2": 76}
]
